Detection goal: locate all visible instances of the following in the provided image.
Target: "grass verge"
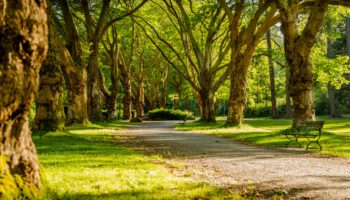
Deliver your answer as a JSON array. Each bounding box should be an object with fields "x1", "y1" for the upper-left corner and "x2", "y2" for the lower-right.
[
  {"x1": 33, "y1": 120, "x2": 241, "y2": 199},
  {"x1": 175, "y1": 118, "x2": 350, "y2": 158}
]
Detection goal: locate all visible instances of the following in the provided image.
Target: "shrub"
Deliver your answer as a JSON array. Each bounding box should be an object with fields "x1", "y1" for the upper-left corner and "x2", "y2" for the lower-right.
[{"x1": 148, "y1": 109, "x2": 194, "y2": 120}]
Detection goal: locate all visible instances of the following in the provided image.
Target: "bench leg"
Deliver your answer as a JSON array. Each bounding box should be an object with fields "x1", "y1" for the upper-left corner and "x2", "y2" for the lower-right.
[
  {"x1": 285, "y1": 136, "x2": 301, "y2": 148},
  {"x1": 306, "y1": 141, "x2": 322, "y2": 151}
]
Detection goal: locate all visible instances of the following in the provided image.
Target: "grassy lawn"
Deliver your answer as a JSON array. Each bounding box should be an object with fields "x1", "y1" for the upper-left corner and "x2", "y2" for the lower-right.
[
  {"x1": 33, "y1": 120, "x2": 241, "y2": 200},
  {"x1": 175, "y1": 117, "x2": 350, "y2": 158}
]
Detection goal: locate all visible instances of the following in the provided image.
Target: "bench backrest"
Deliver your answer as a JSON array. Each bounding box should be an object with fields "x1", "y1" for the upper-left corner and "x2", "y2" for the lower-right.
[{"x1": 296, "y1": 121, "x2": 325, "y2": 131}]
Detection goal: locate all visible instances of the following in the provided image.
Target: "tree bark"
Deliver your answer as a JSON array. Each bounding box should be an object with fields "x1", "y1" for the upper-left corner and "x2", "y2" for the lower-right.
[
  {"x1": 54, "y1": 35, "x2": 89, "y2": 125},
  {"x1": 135, "y1": 83, "x2": 144, "y2": 118},
  {"x1": 161, "y1": 81, "x2": 167, "y2": 109},
  {"x1": 347, "y1": 17, "x2": 350, "y2": 58},
  {"x1": 326, "y1": 20, "x2": 338, "y2": 118},
  {"x1": 58, "y1": 0, "x2": 89, "y2": 124},
  {"x1": 279, "y1": 1, "x2": 328, "y2": 125},
  {"x1": 199, "y1": 88, "x2": 216, "y2": 122},
  {"x1": 0, "y1": 0, "x2": 48, "y2": 196},
  {"x1": 226, "y1": 61, "x2": 249, "y2": 126},
  {"x1": 87, "y1": 44, "x2": 103, "y2": 121},
  {"x1": 121, "y1": 74, "x2": 132, "y2": 120},
  {"x1": 285, "y1": 70, "x2": 293, "y2": 118},
  {"x1": 33, "y1": 33, "x2": 65, "y2": 132},
  {"x1": 107, "y1": 60, "x2": 118, "y2": 120},
  {"x1": 266, "y1": 29, "x2": 278, "y2": 119}
]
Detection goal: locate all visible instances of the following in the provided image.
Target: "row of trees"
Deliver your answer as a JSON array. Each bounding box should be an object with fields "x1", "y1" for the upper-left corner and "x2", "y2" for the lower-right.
[{"x1": 1, "y1": 0, "x2": 350, "y2": 197}]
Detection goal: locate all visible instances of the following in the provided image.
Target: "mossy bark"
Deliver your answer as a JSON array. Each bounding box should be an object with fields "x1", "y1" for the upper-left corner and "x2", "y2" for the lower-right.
[
  {"x1": 0, "y1": 0, "x2": 48, "y2": 196},
  {"x1": 33, "y1": 27, "x2": 65, "y2": 132},
  {"x1": 57, "y1": 0, "x2": 89, "y2": 125}
]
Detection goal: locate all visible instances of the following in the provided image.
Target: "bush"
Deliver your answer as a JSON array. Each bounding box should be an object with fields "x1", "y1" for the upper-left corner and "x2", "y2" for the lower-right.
[
  {"x1": 148, "y1": 109, "x2": 194, "y2": 120},
  {"x1": 244, "y1": 104, "x2": 271, "y2": 118}
]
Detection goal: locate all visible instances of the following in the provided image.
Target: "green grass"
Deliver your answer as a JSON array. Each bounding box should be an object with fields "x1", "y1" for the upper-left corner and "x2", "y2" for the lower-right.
[
  {"x1": 176, "y1": 118, "x2": 350, "y2": 158},
  {"x1": 33, "y1": 120, "x2": 241, "y2": 200}
]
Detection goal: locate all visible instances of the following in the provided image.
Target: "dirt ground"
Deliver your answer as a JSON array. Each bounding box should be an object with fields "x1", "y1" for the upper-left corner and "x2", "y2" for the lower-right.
[{"x1": 116, "y1": 121, "x2": 350, "y2": 200}]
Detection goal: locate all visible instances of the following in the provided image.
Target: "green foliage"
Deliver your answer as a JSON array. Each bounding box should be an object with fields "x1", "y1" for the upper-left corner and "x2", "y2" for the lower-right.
[
  {"x1": 244, "y1": 104, "x2": 271, "y2": 118},
  {"x1": 148, "y1": 109, "x2": 194, "y2": 120}
]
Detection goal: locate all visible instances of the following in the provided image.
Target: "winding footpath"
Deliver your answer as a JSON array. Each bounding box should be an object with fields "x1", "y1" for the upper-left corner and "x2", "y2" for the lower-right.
[{"x1": 120, "y1": 121, "x2": 350, "y2": 199}]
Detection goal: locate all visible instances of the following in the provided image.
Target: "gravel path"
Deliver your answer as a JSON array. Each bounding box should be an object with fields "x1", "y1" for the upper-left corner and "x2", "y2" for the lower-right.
[{"x1": 120, "y1": 121, "x2": 350, "y2": 199}]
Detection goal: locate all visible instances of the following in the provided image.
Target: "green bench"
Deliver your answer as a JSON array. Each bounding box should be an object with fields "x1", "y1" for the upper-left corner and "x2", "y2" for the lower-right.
[{"x1": 282, "y1": 121, "x2": 325, "y2": 150}]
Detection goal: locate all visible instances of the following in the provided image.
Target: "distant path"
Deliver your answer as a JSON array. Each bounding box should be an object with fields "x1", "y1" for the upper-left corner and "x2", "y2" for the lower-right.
[{"x1": 120, "y1": 121, "x2": 350, "y2": 199}]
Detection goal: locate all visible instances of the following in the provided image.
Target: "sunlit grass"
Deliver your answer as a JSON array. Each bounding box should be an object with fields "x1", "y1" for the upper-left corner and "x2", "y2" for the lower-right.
[
  {"x1": 176, "y1": 118, "x2": 350, "y2": 158},
  {"x1": 33, "y1": 120, "x2": 242, "y2": 199}
]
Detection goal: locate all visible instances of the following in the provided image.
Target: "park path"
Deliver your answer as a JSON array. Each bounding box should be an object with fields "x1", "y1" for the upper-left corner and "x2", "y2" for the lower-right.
[{"x1": 120, "y1": 121, "x2": 350, "y2": 199}]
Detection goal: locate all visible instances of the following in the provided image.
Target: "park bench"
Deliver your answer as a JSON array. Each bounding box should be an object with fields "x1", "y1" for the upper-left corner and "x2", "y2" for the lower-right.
[{"x1": 282, "y1": 121, "x2": 325, "y2": 150}]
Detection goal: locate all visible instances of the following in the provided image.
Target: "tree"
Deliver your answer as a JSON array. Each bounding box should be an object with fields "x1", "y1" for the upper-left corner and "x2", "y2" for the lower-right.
[
  {"x1": 266, "y1": 29, "x2": 278, "y2": 119},
  {"x1": 218, "y1": 0, "x2": 279, "y2": 126},
  {"x1": 138, "y1": 0, "x2": 230, "y2": 122},
  {"x1": 80, "y1": 0, "x2": 148, "y2": 120},
  {"x1": 34, "y1": 14, "x2": 65, "y2": 131},
  {"x1": 0, "y1": 0, "x2": 48, "y2": 197},
  {"x1": 101, "y1": 22, "x2": 120, "y2": 120},
  {"x1": 55, "y1": 0, "x2": 89, "y2": 125},
  {"x1": 275, "y1": 0, "x2": 350, "y2": 125}
]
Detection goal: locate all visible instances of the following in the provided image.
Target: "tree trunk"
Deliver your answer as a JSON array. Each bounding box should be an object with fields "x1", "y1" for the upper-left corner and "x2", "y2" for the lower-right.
[
  {"x1": 57, "y1": 0, "x2": 89, "y2": 125},
  {"x1": 327, "y1": 83, "x2": 337, "y2": 118},
  {"x1": 107, "y1": 64, "x2": 118, "y2": 120},
  {"x1": 0, "y1": 0, "x2": 48, "y2": 196},
  {"x1": 288, "y1": 60, "x2": 315, "y2": 125},
  {"x1": 135, "y1": 83, "x2": 144, "y2": 118},
  {"x1": 199, "y1": 89, "x2": 216, "y2": 122},
  {"x1": 285, "y1": 70, "x2": 293, "y2": 118},
  {"x1": 121, "y1": 76, "x2": 132, "y2": 120},
  {"x1": 33, "y1": 35, "x2": 65, "y2": 131},
  {"x1": 161, "y1": 81, "x2": 166, "y2": 109},
  {"x1": 226, "y1": 61, "x2": 249, "y2": 126},
  {"x1": 347, "y1": 17, "x2": 350, "y2": 58},
  {"x1": 266, "y1": 29, "x2": 278, "y2": 119},
  {"x1": 194, "y1": 91, "x2": 203, "y2": 115},
  {"x1": 54, "y1": 36, "x2": 89, "y2": 125},
  {"x1": 279, "y1": 1, "x2": 328, "y2": 125},
  {"x1": 87, "y1": 44, "x2": 103, "y2": 121},
  {"x1": 326, "y1": 21, "x2": 337, "y2": 118}
]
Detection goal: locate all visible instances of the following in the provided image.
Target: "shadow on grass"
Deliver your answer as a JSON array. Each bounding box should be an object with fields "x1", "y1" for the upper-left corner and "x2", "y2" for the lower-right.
[{"x1": 34, "y1": 121, "x2": 241, "y2": 200}]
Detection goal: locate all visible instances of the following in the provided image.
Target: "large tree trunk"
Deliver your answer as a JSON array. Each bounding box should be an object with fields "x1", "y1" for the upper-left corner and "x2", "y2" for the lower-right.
[
  {"x1": 287, "y1": 59, "x2": 315, "y2": 125},
  {"x1": 0, "y1": 0, "x2": 48, "y2": 196},
  {"x1": 58, "y1": 0, "x2": 89, "y2": 125},
  {"x1": 194, "y1": 91, "x2": 203, "y2": 115},
  {"x1": 87, "y1": 44, "x2": 103, "y2": 121},
  {"x1": 55, "y1": 36, "x2": 89, "y2": 125},
  {"x1": 226, "y1": 62, "x2": 249, "y2": 126},
  {"x1": 199, "y1": 89, "x2": 216, "y2": 122},
  {"x1": 266, "y1": 29, "x2": 278, "y2": 119},
  {"x1": 33, "y1": 36, "x2": 65, "y2": 131},
  {"x1": 121, "y1": 75, "x2": 132, "y2": 120}
]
